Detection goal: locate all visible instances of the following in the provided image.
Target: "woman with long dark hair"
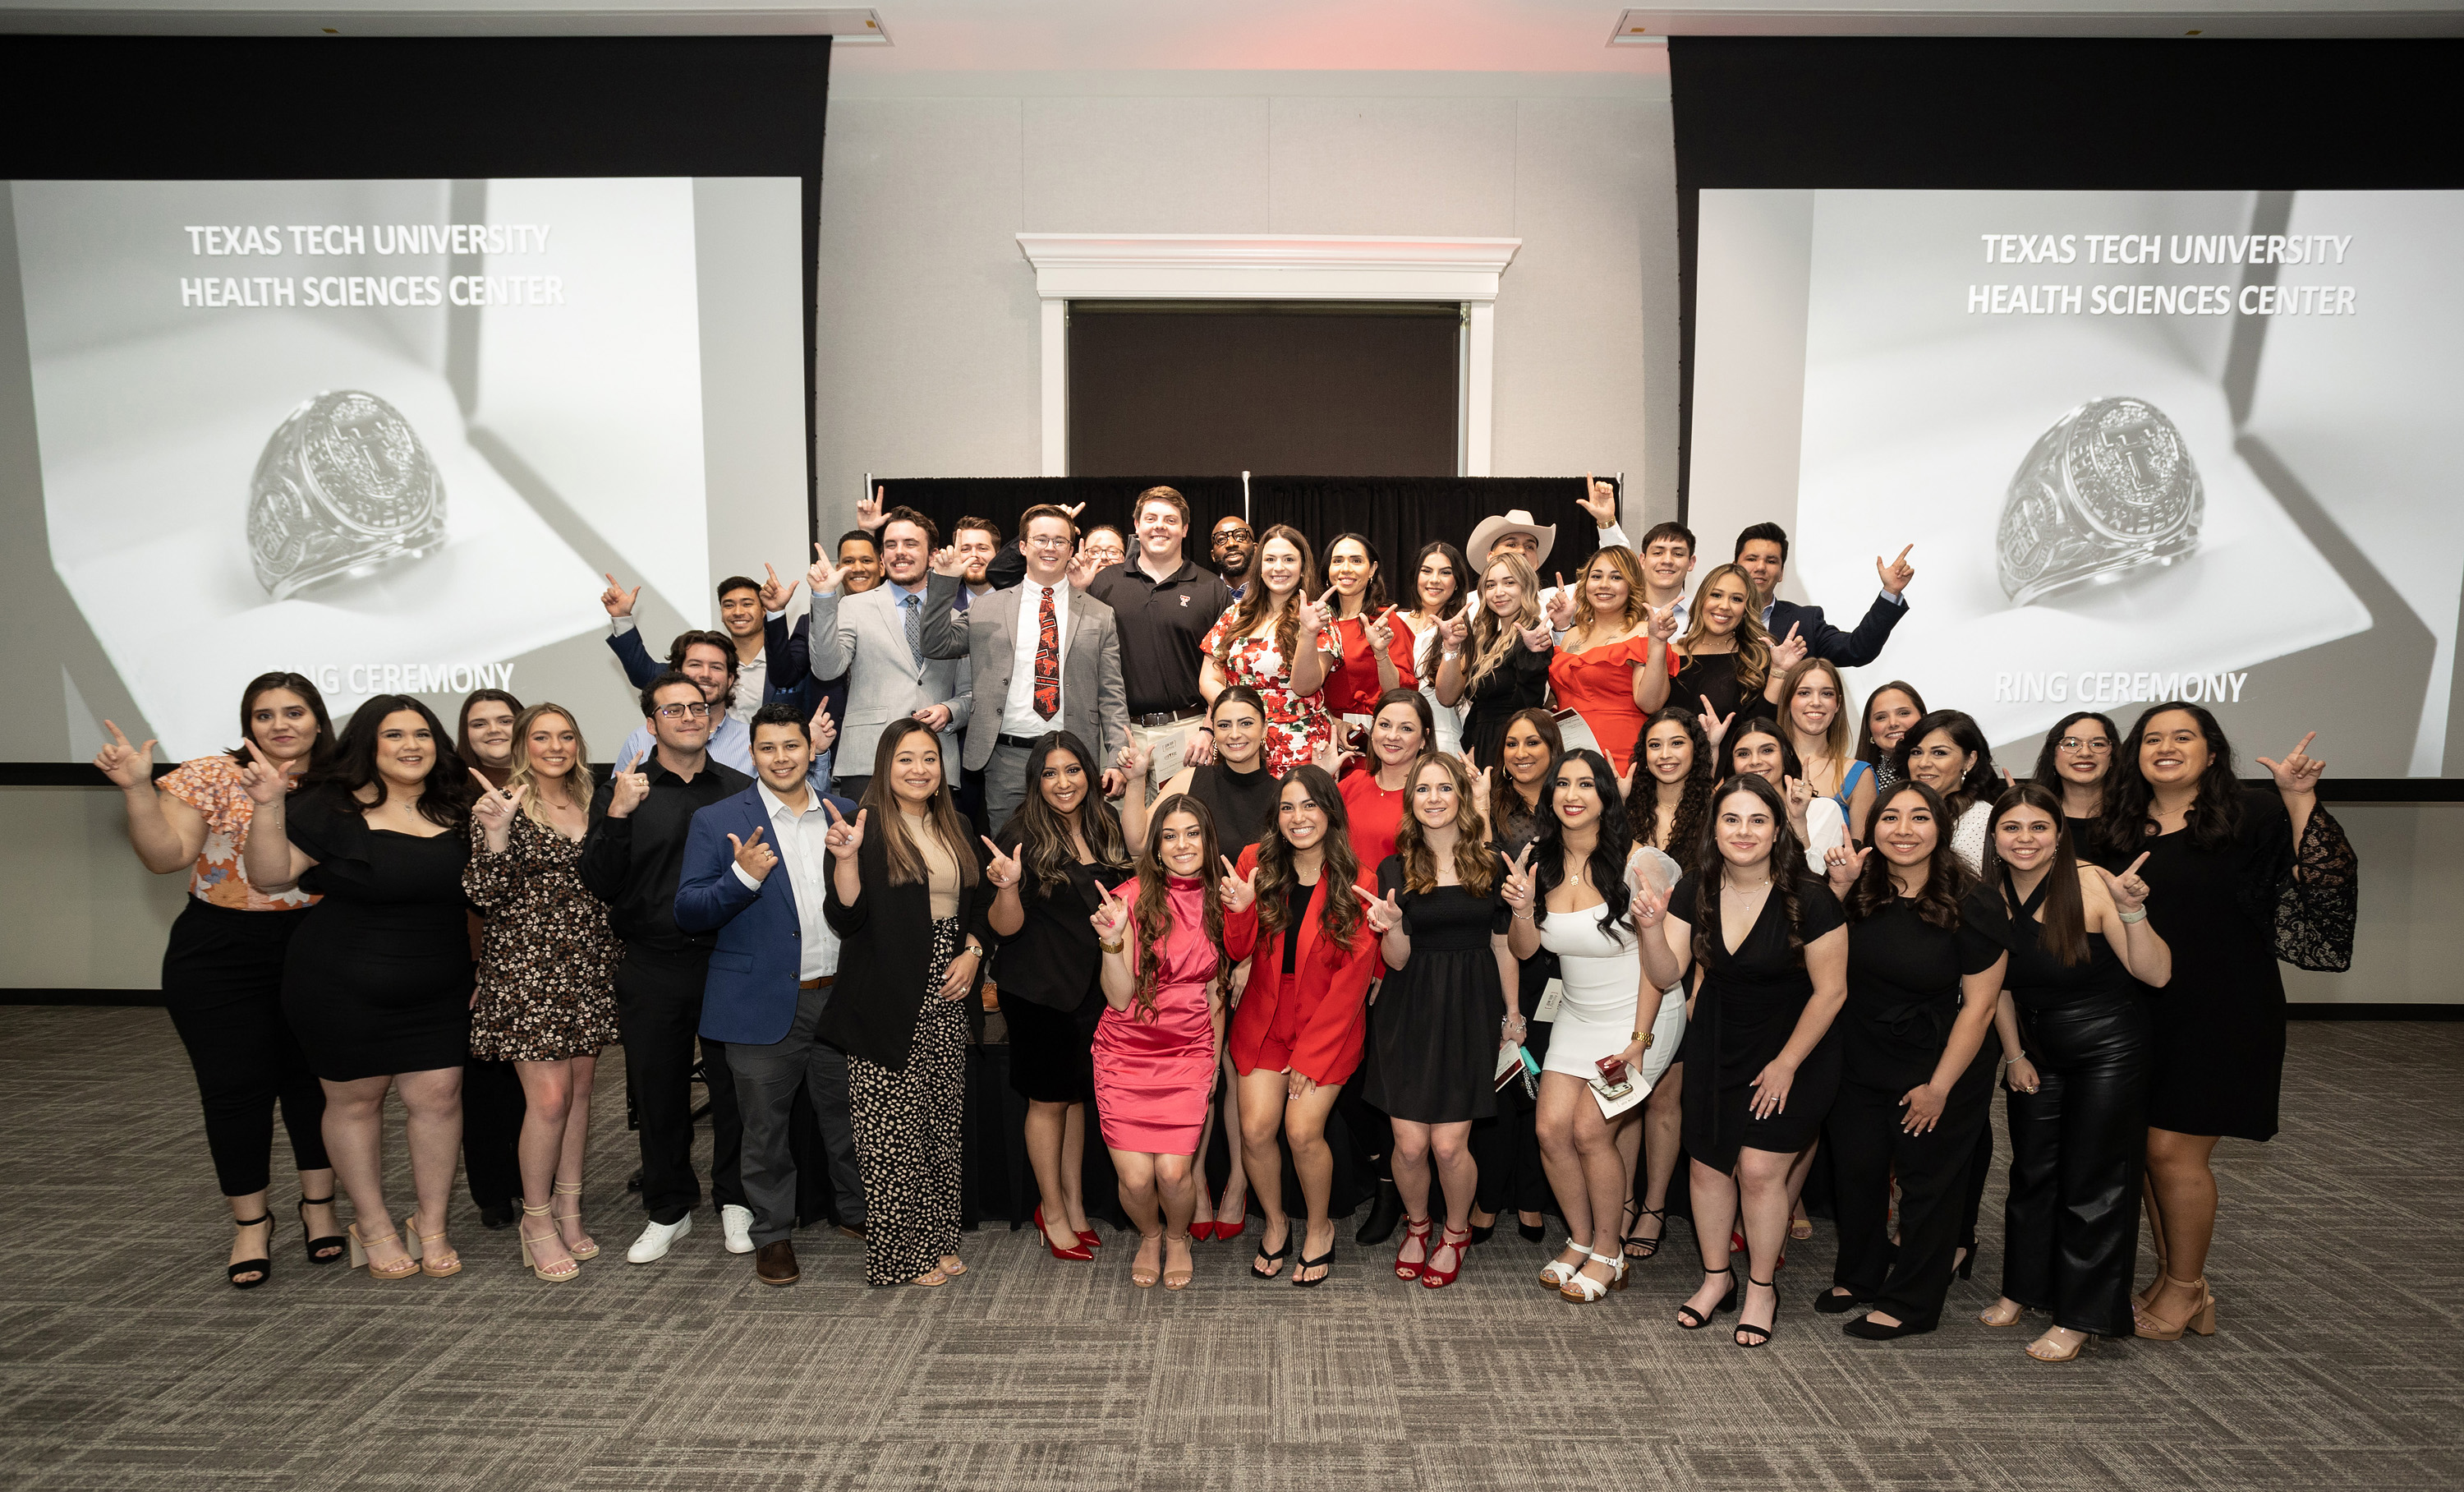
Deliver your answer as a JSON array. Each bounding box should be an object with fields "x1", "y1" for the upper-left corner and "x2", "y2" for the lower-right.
[
  {"x1": 1200, "y1": 523, "x2": 1339, "y2": 775},
  {"x1": 1223, "y1": 766, "x2": 1384, "y2": 1287},
  {"x1": 1128, "y1": 685, "x2": 1277, "y2": 861},
  {"x1": 1087, "y1": 794, "x2": 1230, "y2": 1291},
  {"x1": 2101, "y1": 704, "x2": 2345, "y2": 1342},
  {"x1": 1547, "y1": 546, "x2": 1674, "y2": 775},
  {"x1": 1976, "y1": 782, "x2": 2172, "y2": 1360},
  {"x1": 1728, "y1": 716, "x2": 1847, "y2": 873},
  {"x1": 1890, "y1": 710, "x2": 2000, "y2": 876},
  {"x1": 1814, "y1": 781, "x2": 2006, "y2": 1339},
  {"x1": 1637, "y1": 773, "x2": 1850, "y2": 1347},
  {"x1": 985, "y1": 731, "x2": 1133, "y2": 1262},
  {"x1": 1436, "y1": 551, "x2": 1555, "y2": 768},
  {"x1": 1844, "y1": 681, "x2": 1928, "y2": 836},
  {"x1": 2032, "y1": 711, "x2": 2119, "y2": 846},
  {"x1": 1503, "y1": 747, "x2": 1666, "y2": 1303},
  {"x1": 1395, "y1": 541, "x2": 1471, "y2": 758},
  {"x1": 1468, "y1": 707, "x2": 1564, "y2": 1246},
  {"x1": 1320, "y1": 532, "x2": 1418, "y2": 753},
  {"x1": 94, "y1": 673, "x2": 339, "y2": 1287},
  {"x1": 819, "y1": 718, "x2": 999, "y2": 1287},
  {"x1": 240, "y1": 693, "x2": 480, "y2": 1281},
  {"x1": 1361, "y1": 753, "x2": 1516, "y2": 1289},
  {"x1": 464, "y1": 703, "x2": 620, "y2": 1282},
  {"x1": 455, "y1": 688, "x2": 524, "y2": 790},
  {"x1": 1616, "y1": 706, "x2": 1717, "y2": 1264},
  {"x1": 1339, "y1": 688, "x2": 1432, "y2": 873}
]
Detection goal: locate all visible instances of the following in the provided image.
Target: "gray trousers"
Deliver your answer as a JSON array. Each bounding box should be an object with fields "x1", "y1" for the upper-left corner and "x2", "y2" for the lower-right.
[
  {"x1": 729, "y1": 985, "x2": 866, "y2": 1246},
  {"x1": 982, "y1": 740, "x2": 1034, "y2": 840}
]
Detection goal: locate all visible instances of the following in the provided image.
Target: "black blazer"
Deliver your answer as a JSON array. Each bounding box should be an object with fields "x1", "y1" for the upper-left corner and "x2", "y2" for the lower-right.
[
  {"x1": 1767, "y1": 594, "x2": 1907, "y2": 670},
  {"x1": 817, "y1": 824, "x2": 997, "y2": 1070}
]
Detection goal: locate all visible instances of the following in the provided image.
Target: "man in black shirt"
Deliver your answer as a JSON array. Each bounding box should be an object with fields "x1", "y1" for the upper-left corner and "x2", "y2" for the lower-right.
[
  {"x1": 1087, "y1": 486, "x2": 1239, "y2": 793},
  {"x1": 579, "y1": 670, "x2": 754, "y2": 1264}
]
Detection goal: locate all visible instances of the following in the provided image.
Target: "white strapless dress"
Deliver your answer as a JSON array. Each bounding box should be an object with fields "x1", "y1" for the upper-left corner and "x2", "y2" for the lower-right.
[{"x1": 1537, "y1": 845, "x2": 1688, "y2": 1089}]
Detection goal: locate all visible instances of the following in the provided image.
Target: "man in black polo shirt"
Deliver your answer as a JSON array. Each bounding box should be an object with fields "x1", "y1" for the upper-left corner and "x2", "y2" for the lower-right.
[
  {"x1": 1086, "y1": 486, "x2": 1239, "y2": 791},
  {"x1": 579, "y1": 670, "x2": 754, "y2": 1265}
]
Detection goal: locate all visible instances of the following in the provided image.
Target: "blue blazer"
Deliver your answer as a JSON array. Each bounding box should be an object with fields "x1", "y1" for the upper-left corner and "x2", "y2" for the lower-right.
[
  {"x1": 611, "y1": 612, "x2": 844, "y2": 725},
  {"x1": 674, "y1": 781, "x2": 857, "y2": 1046},
  {"x1": 1767, "y1": 593, "x2": 1908, "y2": 670}
]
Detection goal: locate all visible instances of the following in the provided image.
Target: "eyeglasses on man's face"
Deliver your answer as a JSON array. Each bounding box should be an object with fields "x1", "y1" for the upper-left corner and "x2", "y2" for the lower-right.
[{"x1": 655, "y1": 702, "x2": 714, "y2": 720}]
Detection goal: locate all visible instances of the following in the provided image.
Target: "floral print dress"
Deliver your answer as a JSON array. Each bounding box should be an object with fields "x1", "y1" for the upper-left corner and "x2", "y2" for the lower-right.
[
  {"x1": 1201, "y1": 610, "x2": 1337, "y2": 775},
  {"x1": 464, "y1": 811, "x2": 623, "y2": 1061}
]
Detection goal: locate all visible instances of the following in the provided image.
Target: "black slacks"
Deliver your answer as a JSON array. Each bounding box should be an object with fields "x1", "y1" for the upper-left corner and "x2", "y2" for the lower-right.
[
  {"x1": 1826, "y1": 1049, "x2": 1994, "y2": 1330},
  {"x1": 614, "y1": 948, "x2": 745, "y2": 1223},
  {"x1": 2001, "y1": 995, "x2": 2150, "y2": 1337},
  {"x1": 460, "y1": 1057, "x2": 527, "y2": 1209},
  {"x1": 160, "y1": 899, "x2": 329, "y2": 1197}
]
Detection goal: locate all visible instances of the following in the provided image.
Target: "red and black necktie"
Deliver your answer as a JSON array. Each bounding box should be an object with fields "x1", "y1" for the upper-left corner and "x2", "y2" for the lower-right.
[{"x1": 1034, "y1": 586, "x2": 1059, "y2": 719}]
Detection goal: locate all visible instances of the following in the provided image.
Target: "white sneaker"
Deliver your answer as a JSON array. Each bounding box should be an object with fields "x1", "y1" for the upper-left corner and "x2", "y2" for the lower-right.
[
  {"x1": 627, "y1": 1213, "x2": 693, "y2": 1264},
  {"x1": 721, "y1": 1204, "x2": 756, "y2": 1255}
]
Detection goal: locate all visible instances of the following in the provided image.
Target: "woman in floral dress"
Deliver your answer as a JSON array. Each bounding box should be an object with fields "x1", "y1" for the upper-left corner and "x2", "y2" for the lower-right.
[{"x1": 1200, "y1": 523, "x2": 1340, "y2": 776}]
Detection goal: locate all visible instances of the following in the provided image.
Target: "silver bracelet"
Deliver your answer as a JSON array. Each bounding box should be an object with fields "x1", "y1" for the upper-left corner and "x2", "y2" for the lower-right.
[{"x1": 2117, "y1": 907, "x2": 2148, "y2": 924}]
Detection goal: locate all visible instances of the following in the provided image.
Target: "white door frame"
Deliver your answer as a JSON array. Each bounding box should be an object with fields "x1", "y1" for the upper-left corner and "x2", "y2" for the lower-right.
[{"x1": 1014, "y1": 233, "x2": 1523, "y2": 478}]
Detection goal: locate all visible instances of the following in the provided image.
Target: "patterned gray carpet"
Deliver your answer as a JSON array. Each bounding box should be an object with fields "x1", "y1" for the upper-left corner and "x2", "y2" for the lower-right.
[{"x1": 0, "y1": 1006, "x2": 2456, "y2": 1491}]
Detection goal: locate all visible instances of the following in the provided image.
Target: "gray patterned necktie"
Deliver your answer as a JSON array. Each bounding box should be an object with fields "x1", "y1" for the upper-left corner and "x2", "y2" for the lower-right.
[{"x1": 903, "y1": 592, "x2": 923, "y2": 667}]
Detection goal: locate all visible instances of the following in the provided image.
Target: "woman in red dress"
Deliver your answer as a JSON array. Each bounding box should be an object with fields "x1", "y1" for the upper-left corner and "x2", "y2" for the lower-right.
[
  {"x1": 1089, "y1": 793, "x2": 1232, "y2": 1292},
  {"x1": 1321, "y1": 533, "x2": 1418, "y2": 756},
  {"x1": 1225, "y1": 766, "x2": 1385, "y2": 1287},
  {"x1": 1338, "y1": 688, "x2": 1432, "y2": 873},
  {"x1": 1545, "y1": 546, "x2": 1675, "y2": 776}
]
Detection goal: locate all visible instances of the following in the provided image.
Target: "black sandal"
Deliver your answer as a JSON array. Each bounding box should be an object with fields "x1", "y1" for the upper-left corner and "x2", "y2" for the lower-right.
[
  {"x1": 1675, "y1": 1266, "x2": 1735, "y2": 1329},
  {"x1": 1290, "y1": 1246, "x2": 1335, "y2": 1288},
  {"x1": 1623, "y1": 1203, "x2": 1666, "y2": 1261},
  {"x1": 1734, "y1": 1276, "x2": 1777, "y2": 1348},
  {"x1": 298, "y1": 1195, "x2": 347, "y2": 1265},
  {"x1": 1253, "y1": 1229, "x2": 1292, "y2": 1280},
  {"x1": 228, "y1": 1213, "x2": 274, "y2": 1290}
]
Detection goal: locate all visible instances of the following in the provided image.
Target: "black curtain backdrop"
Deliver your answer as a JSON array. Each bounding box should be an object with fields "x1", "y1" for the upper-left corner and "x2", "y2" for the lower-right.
[{"x1": 876, "y1": 475, "x2": 1622, "y2": 591}]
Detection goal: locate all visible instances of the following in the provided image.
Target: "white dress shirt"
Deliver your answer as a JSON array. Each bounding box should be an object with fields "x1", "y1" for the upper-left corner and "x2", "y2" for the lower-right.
[
  {"x1": 1000, "y1": 582, "x2": 1071, "y2": 738},
  {"x1": 733, "y1": 779, "x2": 842, "y2": 981}
]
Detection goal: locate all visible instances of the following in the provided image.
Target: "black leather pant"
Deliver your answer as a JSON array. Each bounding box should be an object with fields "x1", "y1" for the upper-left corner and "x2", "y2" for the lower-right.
[{"x1": 2000, "y1": 994, "x2": 2150, "y2": 1336}]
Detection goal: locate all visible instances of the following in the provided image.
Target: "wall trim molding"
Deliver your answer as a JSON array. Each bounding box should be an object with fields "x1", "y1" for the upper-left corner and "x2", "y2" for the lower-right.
[{"x1": 1014, "y1": 233, "x2": 1523, "y2": 478}]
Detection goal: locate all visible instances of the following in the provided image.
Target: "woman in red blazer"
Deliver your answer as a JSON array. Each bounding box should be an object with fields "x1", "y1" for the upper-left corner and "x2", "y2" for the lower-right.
[{"x1": 1224, "y1": 764, "x2": 1384, "y2": 1287}]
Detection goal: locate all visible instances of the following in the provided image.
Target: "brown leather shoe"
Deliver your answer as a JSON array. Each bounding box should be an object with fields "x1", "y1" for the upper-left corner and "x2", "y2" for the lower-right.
[{"x1": 755, "y1": 1240, "x2": 800, "y2": 1286}]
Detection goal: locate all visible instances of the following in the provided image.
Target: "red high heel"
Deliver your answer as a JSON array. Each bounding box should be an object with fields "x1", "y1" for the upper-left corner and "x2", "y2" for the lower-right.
[
  {"x1": 1420, "y1": 1224, "x2": 1473, "y2": 1289},
  {"x1": 1079, "y1": 1228, "x2": 1102, "y2": 1248},
  {"x1": 1211, "y1": 1196, "x2": 1249, "y2": 1241},
  {"x1": 1035, "y1": 1206, "x2": 1092, "y2": 1261},
  {"x1": 1393, "y1": 1216, "x2": 1432, "y2": 1280}
]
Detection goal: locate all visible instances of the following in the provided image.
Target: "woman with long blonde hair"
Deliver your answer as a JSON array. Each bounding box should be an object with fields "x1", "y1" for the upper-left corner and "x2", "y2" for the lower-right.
[
  {"x1": 462, "y1": 703, "x2": 620, "y2": 1281},
  {"x1": 1088, "y1": 794, "x2": 1233, "y2": 1291},
  {"x1": 1200, "y1": 523, "x2": 1340, "y2": 775},
  {"x1": 1671, "y1": 562, "x2": 1786, "y2": 735},
  {"x1": 1436, "y1": 551, "x2": 1556, "y2": 768},
  {"x1": 1547, "y1": 546, "x2": 1676, "y2": 776}
]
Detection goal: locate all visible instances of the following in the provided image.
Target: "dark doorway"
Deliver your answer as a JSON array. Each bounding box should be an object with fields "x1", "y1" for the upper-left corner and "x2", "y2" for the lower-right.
[{"x1": 1067, "y1": 300, "x2": 1460, "y2": 477}]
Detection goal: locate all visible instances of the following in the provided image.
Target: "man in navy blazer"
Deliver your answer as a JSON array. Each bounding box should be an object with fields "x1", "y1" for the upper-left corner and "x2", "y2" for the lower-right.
[
  {"x1": 1733, "y1": 522, "x2": 1918, "y2": 670},
  {"x1": 674, "y1": 702, "x2": 864, "y2": 1286}
]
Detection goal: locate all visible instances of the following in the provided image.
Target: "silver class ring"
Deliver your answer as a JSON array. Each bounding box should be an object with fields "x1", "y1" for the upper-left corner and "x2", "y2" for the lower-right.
[
  {"x1": 1996, "y1": 395, "x2": 2204, "y2": 607},
  {"x1": 248, "y1": 389, "x2": 448, "y2": 601}
]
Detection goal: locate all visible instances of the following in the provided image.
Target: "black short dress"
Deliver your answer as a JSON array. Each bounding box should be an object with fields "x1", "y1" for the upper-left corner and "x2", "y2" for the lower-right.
[
  {"x1": 992, "y1": 825, "x2": 1132, "y2": 1105},
  {"x1": 1185, "y1": 762, "x2": 1277, "y2": 858},
  {"x1": 278, "y1": 794, "x2": 476, "y2": 1081},
  {"x1": 1459, "y1": 645, "x2": 1551, "y2": 770},
  {"x1": 1675, "y1": 870, "x2": 1848, "y2": 1169},
  {"x1": 1363, "y1": 853, "x2": 1510, "y2": 1124}
]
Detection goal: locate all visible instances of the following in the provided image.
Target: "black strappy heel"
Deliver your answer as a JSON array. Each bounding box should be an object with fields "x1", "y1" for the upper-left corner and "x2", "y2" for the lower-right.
[
  {"x1": 1253, "y1": 1229, "x2": 1292, "y2": 1280},
  {"x1": 1623, "y1": 1203, "x2": 1667, "y2": 1261},
  {"x1": 228, "y1": 1213, "x2": 274, "y2": 1290},
  {"x1": 298, "y1": 1195, "x2": 346, "y2": 1264},
  {"x1": 1676, "y1": 1266, "x2": 1735, "y2": 1329},
  {"x1": 1735, "y1": 1276, "x2": 1778, "y2": 1348}
]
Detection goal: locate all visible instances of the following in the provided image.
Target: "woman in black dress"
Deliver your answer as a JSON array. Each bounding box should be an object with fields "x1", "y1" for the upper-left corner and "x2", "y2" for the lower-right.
[
  {"x1": 94, "y1": 673, "x2": 339, "y2": 1287},
  {"x1": 1123, "y1": 684, "x2": 1277, "y2": 1240},
  {"x1": 1361, "y1": 753, "x2": 1517, "y2": 1289},
  {"x1": 2102, "y1": 704, "x2": 2344, "y2": 1342},
  {"x1": 2033, "y1": 711, "x2": 2118, "y2": 843},
  {"x1": 1434, "y1": 551, "x2": 1553, "y2": 768},
  {"x1": 1813, "y1": 781, "x2": 2007, "y2": 1340},
  {"x1": 1636, "y1": 772, "x2": 1849, "y2": 1348},
  {"x1": 986, "y1": 731, "x2": 1133, "y2": 1262},
  {"x1": 240, "y1": 693, "x2": 479, "y2": 1282},
  {"x1": 1670, "y1": 564, "x2": 1784, "y2": 734},
  {"x1": 1977, "y1": 783, "x2": 2172, "y2": 1361},
  {"x1": 1468, "y1": 707, "x2": 1564, "y2": 1245}
]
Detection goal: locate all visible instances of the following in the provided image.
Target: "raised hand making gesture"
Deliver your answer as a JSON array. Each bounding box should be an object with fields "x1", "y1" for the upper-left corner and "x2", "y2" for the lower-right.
[
  {"x1": 1696, "y1": 694, "x2": 1736, "y2": 750},
  {"x1": 981, "y1": 835, "x2": 1024, "y2": 893},
  {"x1": 1545, "y1": 573, "x2": 1578, "y2": 632},
  {"x1": 1770, "y1": 621, "x2": 1809, "y2": 676},
  {"x1": 1824, "y1": 843, "x2": 1873, "y2": 899},
  {"x1": 600, "y1": 572, "x2": 642, "y2": 619},
  {"x1": 808, "y1": 702, "x2": 839, "y2": 758},
  {"x1": 1518, "y1": 619, "x2": 1555, "y2": 654},
  {"x1": 606, "y1": 747, "x2": 651, "y2": 819},
  {"x1": 729, "y1": 825, "x2": 778, "y2": 883},
  {"x1": 1499, "y1": 843, "x2": 1538, "y2": 917},
  {"x1": 2255, "y1": 731, "x2": 2325, "y2": 797},
  {"x1": 758, "y1": 562, "x2": 798, "y2": 614},
  {"x1": 1354, "y1": 883, "x2": 1406, "y2": 937},
  {"x1": 807, "y1": 541, "x2": 846, "y2": 596},
  {"x1": 1577, "y1": 471, "x2": 1618, "y2": 529},
  {"x1": 1090, "y1": 879, "x2": 1132, "y2": 946},
  {"x1": 1646, "y1": 602, "x2": 1678, "y2": 643},
  {"x1": 855, "y1": 484, "x2": 885, "y2": 532},
  {"x1": 2091, "y1": 850, "x2": 2153, "y2": 916},
  {"x1": 1219, "y1": 854, "x2": 1260, "y2": 917},
  {"x1": 821, "y1": 800, "x2": 867, "y2": 863},
  {"x1": 1364, "y1": 606, "x2": 1400, "y2": 656},
  {"x1": 930, "y1": 544, "x2": 969, "y2": 579},
  {"x1": 237, "y1": 738, "x2": 288, "y2": 807},
  {"x1": 1294, "y1": 586, "x2": 1336, "y2": 639},
  {"x1": 93, "y1": 720, "x2": 157, "y2": 790},
  {"x1": 468, "y1": 767, "x2": 526, "y2": 852},
  {"x1": 1877, "y1": 543, "x2": 1916, "y2": 597}
]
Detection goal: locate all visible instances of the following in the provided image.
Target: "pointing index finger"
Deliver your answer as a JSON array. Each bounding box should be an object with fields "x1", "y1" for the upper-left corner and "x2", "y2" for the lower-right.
[
  {"x1": 2124, "y1": 851, "x2": 2151, "y2": 877},
  {"x1": 1894, "y1": 543, "x2": 1914, "y2": 565}
]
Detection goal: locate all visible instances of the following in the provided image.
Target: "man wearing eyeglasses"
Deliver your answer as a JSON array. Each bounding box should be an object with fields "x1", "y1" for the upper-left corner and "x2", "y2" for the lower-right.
[
  {"x1": 610, "y1": 629, "x2": 835, "y2": 787},
  {"x1": 580, "y1": 670, "x2": 758, "y2": 1266}
]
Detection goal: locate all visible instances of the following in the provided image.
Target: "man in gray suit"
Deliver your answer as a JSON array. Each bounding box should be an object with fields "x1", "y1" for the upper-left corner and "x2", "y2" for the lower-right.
[
  {"x1": 924, "y1": 503, "x2": 1129, "y2": 834},
  {"x1": 802, "y1": 505, "x2": 970, "y2": 801}
]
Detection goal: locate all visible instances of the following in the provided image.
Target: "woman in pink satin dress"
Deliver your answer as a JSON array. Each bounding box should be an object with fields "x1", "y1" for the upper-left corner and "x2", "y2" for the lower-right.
[{"x1": 1090, "y1": 793, "x2": 1231, "y2": 1292}]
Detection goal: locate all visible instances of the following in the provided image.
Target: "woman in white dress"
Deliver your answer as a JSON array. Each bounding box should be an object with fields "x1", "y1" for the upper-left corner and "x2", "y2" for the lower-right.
[
  {"x1": 1394, "y1": 541, "x2": 1471, "y2": 759},
  {"x1": 1501, "y1": 746, "x2": 1687, "y2": 1304}
]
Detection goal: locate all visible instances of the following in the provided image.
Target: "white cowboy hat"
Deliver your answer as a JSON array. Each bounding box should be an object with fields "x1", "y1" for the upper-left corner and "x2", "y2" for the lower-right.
[{"x1": 1466, "y1": 509, "x2": 1556, "y2": 569}]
